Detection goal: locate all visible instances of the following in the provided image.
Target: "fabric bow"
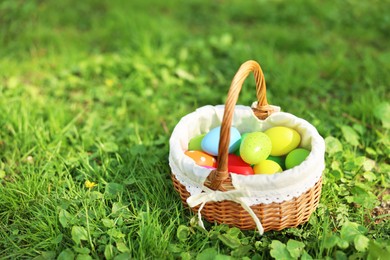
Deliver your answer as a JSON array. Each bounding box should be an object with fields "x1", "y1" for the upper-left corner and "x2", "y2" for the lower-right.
[{"x1": 186, "y1": 187, "x2": 264, "y2": 235}]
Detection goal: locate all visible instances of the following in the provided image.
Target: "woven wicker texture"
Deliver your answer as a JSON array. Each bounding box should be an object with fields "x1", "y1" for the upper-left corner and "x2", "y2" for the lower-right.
[
  {"x1": 172, "y1": 60, "x2": 322, "y2": 232},
  {"x1": 172, "y1": 174, "x2": 322, "y2": 231}
]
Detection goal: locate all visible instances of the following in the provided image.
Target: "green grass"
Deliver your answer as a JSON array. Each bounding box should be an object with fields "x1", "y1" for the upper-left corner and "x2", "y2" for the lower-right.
[{"x1": 1, "y1": 0, "x2": 389, "y2": 259}]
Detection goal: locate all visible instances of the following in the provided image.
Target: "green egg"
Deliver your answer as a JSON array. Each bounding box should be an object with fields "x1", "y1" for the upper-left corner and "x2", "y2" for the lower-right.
[
  {"x1": 285, "y1": 148, "x2": 310, "y2": 169},
  {"x1": 235, "y1": 133, "x2": 249, "y2": 156},
  {"x1": 188, "y1": 134, "x2": 206, "y2": 151},
  {"x1": 267, "y1": 155, "x2": 286, "y2": 170},
  {"x1": 239, "y1": 132, "x2": 271, "y2": 165}
]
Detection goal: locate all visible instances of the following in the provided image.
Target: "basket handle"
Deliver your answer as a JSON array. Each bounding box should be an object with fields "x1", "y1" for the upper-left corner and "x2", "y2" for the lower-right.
[{"x1": 206, "y1": 60, "x2": 275, "y2": 190}]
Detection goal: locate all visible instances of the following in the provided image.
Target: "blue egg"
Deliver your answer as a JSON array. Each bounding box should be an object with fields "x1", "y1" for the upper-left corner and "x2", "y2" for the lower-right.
[{"x1": 201, "y1": 126, "x2": 241, "y2": 156}]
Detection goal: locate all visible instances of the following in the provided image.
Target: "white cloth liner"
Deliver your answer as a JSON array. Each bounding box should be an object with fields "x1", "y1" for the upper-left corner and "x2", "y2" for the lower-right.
[{"x1": 169, "y1": 104, "x2": 325, "y2": 234}]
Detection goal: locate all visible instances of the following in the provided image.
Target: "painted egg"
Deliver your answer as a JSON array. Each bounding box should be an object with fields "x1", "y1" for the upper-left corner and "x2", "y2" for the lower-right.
[
  {"x1": 185, "y1": 150, "x2": 217, "y2": 167},
  {"x1": 253, "y1": 160, "x2": 283, "y2": 174},
  {"x1": 201, "y1": 126, "x2": 241, "y2": 156},
  {"x1": 264, "y1": 126, "x2": 301, "y2": 156},
  {"x1": 239, "y1": 132, "x2": 272, "y2": 165},
  {"x1": 285, "y1": 148, "x2": 310, "y2": 169},
  {"x1": 267, "y1": 155, "x2": 286, "y2": 170},
  {"x1": 202, "y1": 165, "x2": 216, "y2": 169},
  {"x1": 227, "y1": 154, "x2": 254, "y2": 175},
  {"x1": 188, "y1": 133, "x2": 206, "y2": 151},
  {"x1": 234, "y1": 133, "x2": 249, "y2": 156}
]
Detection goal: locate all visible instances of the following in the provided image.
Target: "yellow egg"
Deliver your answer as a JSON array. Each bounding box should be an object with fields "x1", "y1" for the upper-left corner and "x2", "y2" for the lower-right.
[
  {"x1": 253, "y1": 160, "x2": 283, "y2": 174},
  {"x1": 264, "y1": 126, "x2": 301, "y2": 156}
]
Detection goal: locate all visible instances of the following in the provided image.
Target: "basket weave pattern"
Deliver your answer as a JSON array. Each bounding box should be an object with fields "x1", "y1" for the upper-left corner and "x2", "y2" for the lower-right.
[
  {"x1": 171, "y1": 60, "x2": 323, "y2": 232},
  {"x1": 172, "y1": 174, "x2": 322, "y2": 231}
]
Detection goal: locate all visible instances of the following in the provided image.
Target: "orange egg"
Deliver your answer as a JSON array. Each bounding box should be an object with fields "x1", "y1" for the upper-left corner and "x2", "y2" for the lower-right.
[{"x1": 185, "y1": 150, "x2": 217, "y2": 168}]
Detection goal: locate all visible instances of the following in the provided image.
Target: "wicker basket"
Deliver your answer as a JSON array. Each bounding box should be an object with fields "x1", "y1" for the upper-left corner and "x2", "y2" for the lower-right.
[{"x1": 170, "y1": 60, "x2": 323, "y2": 233}]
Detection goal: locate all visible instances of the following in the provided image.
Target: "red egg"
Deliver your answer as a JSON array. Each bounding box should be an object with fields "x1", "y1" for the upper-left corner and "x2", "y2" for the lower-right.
[
  {"x1": 227, "y1": 154, "x2": 254, "y2": 175},
  {"x1": 185, "y1": 151, "x2": 217, "y2": 168}
]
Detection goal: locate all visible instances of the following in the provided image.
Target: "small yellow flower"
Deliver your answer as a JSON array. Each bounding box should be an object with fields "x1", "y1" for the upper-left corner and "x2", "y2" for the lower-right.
[
  {"x1": 105, "y1": 79, "x2": 114, "y2": 87},
  {"x1": 85, "y1": 180, "x2": 97, "y2": 189}
]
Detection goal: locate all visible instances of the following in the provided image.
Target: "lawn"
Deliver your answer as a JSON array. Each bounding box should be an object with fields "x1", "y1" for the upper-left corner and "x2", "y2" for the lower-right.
[{"x1": 0, "y1": 0, "x2": 389, "y2": 259}]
